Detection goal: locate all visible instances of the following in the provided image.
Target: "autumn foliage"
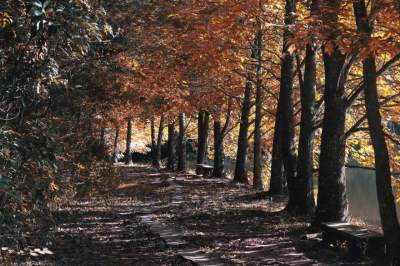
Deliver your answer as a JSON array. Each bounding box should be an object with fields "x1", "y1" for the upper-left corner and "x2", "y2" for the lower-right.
[{"x1": 1, "y1": 0, "x2": 400, "y2": 262}]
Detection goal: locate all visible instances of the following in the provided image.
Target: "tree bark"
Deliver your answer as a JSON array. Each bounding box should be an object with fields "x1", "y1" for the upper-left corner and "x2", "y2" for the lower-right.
[
  {"x1": 150, "y1": 117, "x2": 157, "y2": 167},
  {"x1": 315, "y1": 0, "x2": 349, "y2": 224},
  {"x1": 287, "y1": 0, "x2": 318, "y2": 213},
  {"x1": 234, "y1": 38, "x2": 258, "y2": 185},
  {"x1": 253, "y1": 31, "x2": 264, "y2": 190},
  {"x1": 212, "y1": 105, "x2": 231, "y2": 178},
  {"x1": 269, "y1": 119, "x2": 285, "y2": 194},
  {"x1": 167, "y1": 122, "x2": 176, "y2": 171},
  {"x1": 177, "y1": 113, "x2": 187, "y2": 172},
  {"x1": 213, "y1": 120, "x2": 224, "y2": 178},
  {"x1": 100, "y1": 127, "x2": 105, "y2": 146},
  {"x1": 155, "y1": 113, "x2": 165, "y2": 169},
  {"x1": 233, "y1": 81, "x2": 252, "y2": 184},
  {"x1": 196, "y1": 111, "x2": 210, "y2": 173},
  {"x1": 397, "y1": 0, "x2": 400, "y2": 14},
  {"x1": 113, "y1": 126, "x2": 120, "y2": 163},
  {"x1": 197, "y1": 111, "x2": 205, "y2": 173},
  {"x1": 125, "y1": 119, "x2": 132, "y2": 165},
  {"x1": 354, "y1": 1, "x2": 400, "y2": 262},
  {"x1": 278, "y1": 0, "x2": 297, "y2": 202}
]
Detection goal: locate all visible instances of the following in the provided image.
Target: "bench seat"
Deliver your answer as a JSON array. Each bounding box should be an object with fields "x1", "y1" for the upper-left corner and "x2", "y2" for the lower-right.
[
  {"x1": 321, "y1": 222, "x2": 385, "y2": 258},
  {"x1": 196, "y1": 164, "x2": 214, "y2": 178}
]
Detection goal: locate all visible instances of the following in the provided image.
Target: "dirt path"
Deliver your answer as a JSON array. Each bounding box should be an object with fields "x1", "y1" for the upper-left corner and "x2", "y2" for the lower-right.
[
  {"x1": 7, "y1": 166, "x2": 188, "y2": 266},
  {"x1": 6, "y1": 165, "x2": 380, "y2": 265}
]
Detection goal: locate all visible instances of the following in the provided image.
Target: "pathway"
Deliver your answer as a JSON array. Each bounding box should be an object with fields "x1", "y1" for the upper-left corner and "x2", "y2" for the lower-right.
[
  {"x1": 7, "y1": 164, "x2": 379, "y2": 265},
  {"x1": 139, "y1": 177, "x2": 227, "y2": 265}
]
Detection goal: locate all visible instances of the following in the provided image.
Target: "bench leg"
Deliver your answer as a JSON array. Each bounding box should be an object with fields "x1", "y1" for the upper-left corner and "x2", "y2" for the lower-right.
[
  {"x1": 348, "y1": 240, "x2": 366, "y2": 258},
  {"x1": 322, "y1": 231, "x2": 342, "y2": 250},
  {"x1": 196, "y1": 167, "x2": 203, "y2": 176},
  {"x1": 204, "y1": 169, "x2": 212, "y2": 178},
  {"x1": 322, "y1": 231, "x2": 335, "y2": 246},
  {"x1": 366, "y1": 238, "x2": 385, "y2": 258}
]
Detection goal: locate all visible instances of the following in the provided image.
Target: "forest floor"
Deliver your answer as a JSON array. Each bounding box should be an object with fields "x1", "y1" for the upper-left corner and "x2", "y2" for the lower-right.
[{"x1": 4, "y1": 164, "x2": 383, "y2": 265}]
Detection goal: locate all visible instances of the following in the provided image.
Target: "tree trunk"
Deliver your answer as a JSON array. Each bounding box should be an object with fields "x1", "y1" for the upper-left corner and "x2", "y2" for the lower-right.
[
  {"x1": 150, "y1": 117, "x2": 157, "y2": 167},
  {"x1": 269, "y1": 119, "x2": 285, "y2": 194},
  {"x1": 287, "y1": 0, "x2": 318, "y2": 213},
  {"x1": 289, "y1": 44, "x2": 316, "y2": 212},
  {"x1": 113, "y1": 126, "x2": 120, "y2": 163},
  {"x1": 279, "y1": 0, "x2": 297, "y2": 202},
  {"x1": 253, "y1": 31, "x2": 264, "y2": 190},
  {"x1": 397, "y1": 0, "x2": 400, "y2": 14},
  {"x1": 197, "y1": 111, "x2": 205, "y2": 173},
  {"x1": 196, "y1": 111, "x2": 210, "y2": 173},
  {"x1": 234, "y1": 39, "x2": 258, "y2": 185},
  {"x1": 155, "y1": 114, "x2": 165, "y2": 169},
  {"x1": 177, "y1": 113, "x2": 187, "y2": 172},
  {"x1": 354, "y1": 1, "x2": 400, "y2": 262},
  {"x1": 213, "y1": 120, "x2": 224, "y2": 178},
  {"x1": 234, "y1": 81, "x2": 252, "y2": 184},
  {"x1": 315, "y1": 0, "x2": 349, "y2": 224},
  {"x1": 125, "y1": 119, "x2": 132, "y2": 165},
  {"x1": 167, "y1": 122, "x2": 176, "y2": 170},
  {"x1": 100, "y1": 127, "x2": 105, "y2": 146}
]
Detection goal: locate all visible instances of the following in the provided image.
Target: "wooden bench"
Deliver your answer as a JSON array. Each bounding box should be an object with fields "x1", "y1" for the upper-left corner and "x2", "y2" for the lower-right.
[
  {"x1": 196, "y1": 164, "x2": 214, "y2": 178},
  {"x1": 321, "y1": 222, "x2": 385, "y2": 258}
]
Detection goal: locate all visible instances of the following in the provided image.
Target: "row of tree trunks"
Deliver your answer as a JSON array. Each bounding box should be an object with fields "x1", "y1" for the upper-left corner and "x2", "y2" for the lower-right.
[
  {"x1": 354, "y1": 0, "x2": 400, "y2": 263},
  {"x1": 145, "y1": 3, "x2": 400, "y2": 263},
  {"x1": 270, "y1": 0, "x2": 348, "y2": 219},
  {"x1": 196, "y1": 110, "x2": 210, "y2": 174}
]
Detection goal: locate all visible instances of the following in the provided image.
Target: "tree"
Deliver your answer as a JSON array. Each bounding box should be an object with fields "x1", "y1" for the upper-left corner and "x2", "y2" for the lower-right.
[
  {"x1": 234, "y1": 80, "x2": 253, "y2": 184},
  {"x1": 288, "y1": 0, "x2": 319, "y2": 213},
  {"x1": 197, "y1": 111, "x2": 210, "y2": 173},
  {"x1": 354, "y1": 0, "x2": 400, "y2": 262},
  {"x1": 113, "y1": 126, "x2": 120, "y2": 163},
  {"x1": 269, "y1": 121, "x2": 285, "y2": 194},
  {"x1": 278, "y1": 0, "x2": 298, "y2": 207},
  {"x1": 177, "y1": 113, "x2": 187, "y2": 172},
  {"x1": 155, "y1": 114, "x2": 165, "y2": 168},
  {"x1": 167, "y1": 122, "x2": 176, "y2": 170},
  {"x1": 213, "y1": 102, "x2": 232, "y2": 178},
  {"x1": 151, "y1": 117, "x2": 157, "y2": 167},
  {"x1": 315, "y1": 0, "x2": 351, "y2": 223},
  {"x1": 125, "y1": 118, "x2": 133, "y2": 165},
  {"x1": 253, "y1": 29, "x2": 265, "y2": 190}
]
